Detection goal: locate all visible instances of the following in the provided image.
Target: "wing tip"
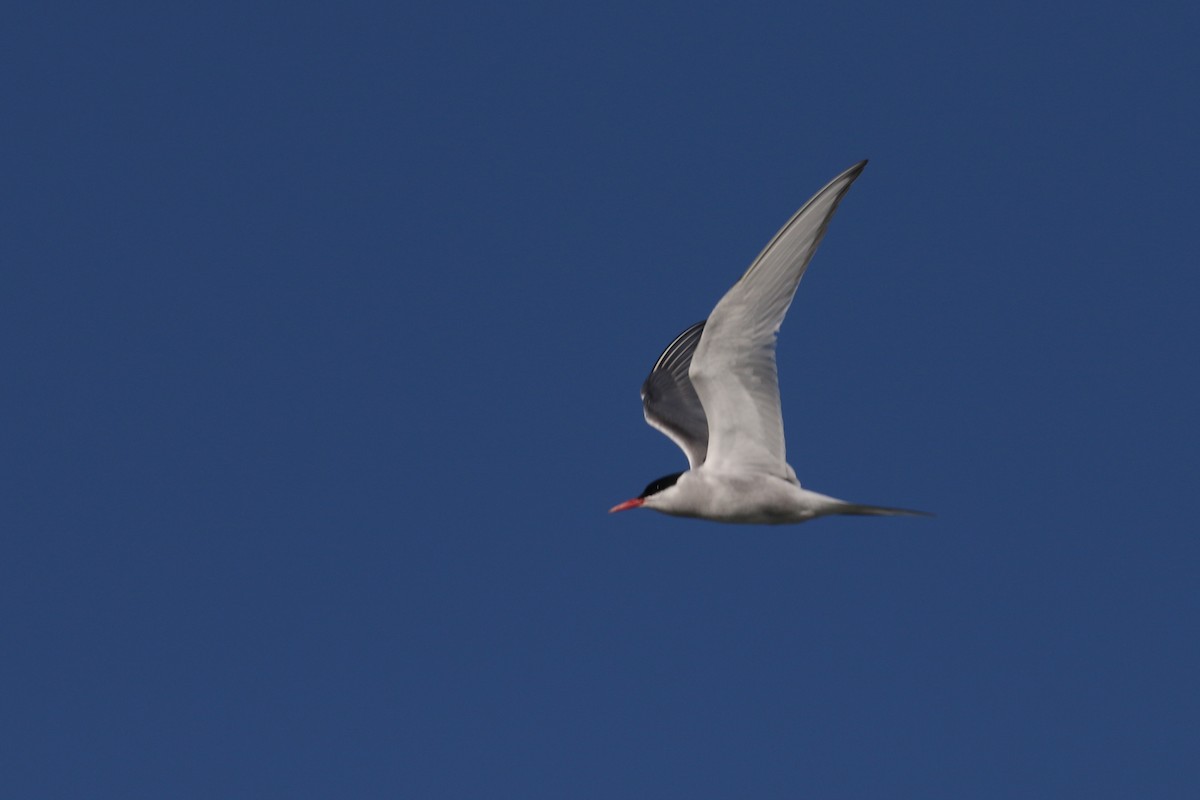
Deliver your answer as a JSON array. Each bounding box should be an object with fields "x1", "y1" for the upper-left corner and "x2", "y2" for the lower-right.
[{"x1": 841, "y1": 159, "x2": 868, "y2": 182}]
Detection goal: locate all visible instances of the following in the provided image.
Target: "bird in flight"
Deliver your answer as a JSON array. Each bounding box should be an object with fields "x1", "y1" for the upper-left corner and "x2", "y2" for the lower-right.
[{"x1": 610, "y1": 161, "x2": 929, "y2": 524}]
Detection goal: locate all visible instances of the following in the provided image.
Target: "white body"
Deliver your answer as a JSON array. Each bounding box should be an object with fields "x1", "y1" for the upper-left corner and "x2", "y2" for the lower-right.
[{"x1": 644, "y1": 471, "x2": 851, "y2": 525}]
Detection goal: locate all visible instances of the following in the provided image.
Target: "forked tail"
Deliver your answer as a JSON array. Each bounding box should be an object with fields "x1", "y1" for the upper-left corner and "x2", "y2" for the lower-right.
[{"x1": 833, "y1": 502, "x2": 933, "y2": 518}]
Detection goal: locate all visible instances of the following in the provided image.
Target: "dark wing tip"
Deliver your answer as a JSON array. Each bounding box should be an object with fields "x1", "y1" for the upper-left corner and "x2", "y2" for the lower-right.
[
  {"x1": 640, "y1": 321, "x2": 710, "y2": 468},
  {"x1": 648, "y1": 320, "x2": 706, "y2": 376}
]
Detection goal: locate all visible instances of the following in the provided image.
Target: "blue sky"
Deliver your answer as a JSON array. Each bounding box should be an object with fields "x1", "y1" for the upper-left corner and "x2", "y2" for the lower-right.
[{"x1": 4, "y1": 1, "x2": 1199, "y2": 797}]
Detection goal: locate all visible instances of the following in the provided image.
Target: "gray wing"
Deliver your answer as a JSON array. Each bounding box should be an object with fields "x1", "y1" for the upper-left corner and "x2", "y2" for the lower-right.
[
  {"x1": 641, "y1": 320, "x2": 709, "y2": 469},
  {"x1": 690, "y1": 160, "x2": 867, "y2": 477}
]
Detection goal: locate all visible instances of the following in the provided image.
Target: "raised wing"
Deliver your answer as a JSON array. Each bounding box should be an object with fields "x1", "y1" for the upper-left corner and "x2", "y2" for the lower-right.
[
  {"x1": 641, "y1": 320, "x2": 708, "y2": 469},
  {"x1": 690, "y1": 160, "x2": 867, "y2": 477}
]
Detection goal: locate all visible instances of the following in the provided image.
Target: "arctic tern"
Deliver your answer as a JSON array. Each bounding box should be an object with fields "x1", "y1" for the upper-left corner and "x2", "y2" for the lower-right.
[{"x1": 610, "y1": 160, "x2": 929, "y2": 524}]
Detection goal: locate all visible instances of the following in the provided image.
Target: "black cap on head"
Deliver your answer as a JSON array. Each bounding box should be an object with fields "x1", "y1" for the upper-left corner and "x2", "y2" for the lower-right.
[{"x1": 640, "y1": 471, "x2": 683, "y2": 499}]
